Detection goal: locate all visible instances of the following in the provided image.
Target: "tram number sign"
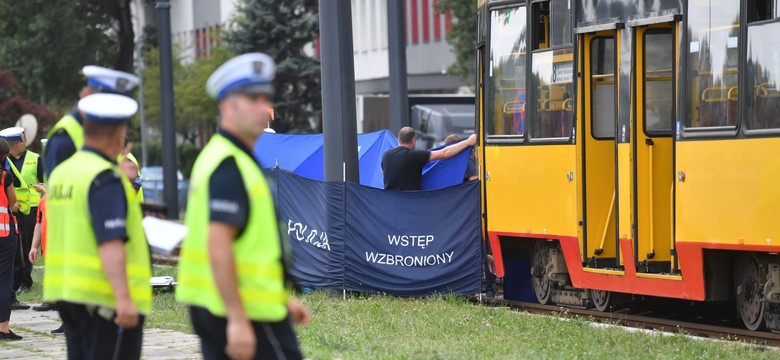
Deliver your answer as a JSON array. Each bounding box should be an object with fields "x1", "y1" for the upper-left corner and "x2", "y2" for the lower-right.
[{"x1": 552, "y1": 62, "x2": 573, "y2": 84}]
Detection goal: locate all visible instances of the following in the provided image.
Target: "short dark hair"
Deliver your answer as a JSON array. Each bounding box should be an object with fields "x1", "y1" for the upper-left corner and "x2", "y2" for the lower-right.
[
  {"x1": 83, "y1": 119, "x2": 125, "y2": 139},
  {"x1": 0, "y1": 139, "x2": 9, "y2": 159},
  {"x1": 398, "y1": 126, "x2": 416, "y2": 144}
]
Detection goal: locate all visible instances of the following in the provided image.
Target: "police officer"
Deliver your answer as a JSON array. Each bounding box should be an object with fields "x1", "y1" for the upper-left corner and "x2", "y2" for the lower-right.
[
  {"x1": 177, "y1": 53, "x2": 310, "y2": 360},
  {"x1": 44, "y1": 66, "x2": 140, "y2": 178},
  {"x1": 43, "y1": 65, "x2": 140, "y2": 334},
  {"x1": 0, "y1": 127, "x2": 44, "y2": 296},
  {"x1": 44, "y1": 93, "x2": 152, "y2": 359}
]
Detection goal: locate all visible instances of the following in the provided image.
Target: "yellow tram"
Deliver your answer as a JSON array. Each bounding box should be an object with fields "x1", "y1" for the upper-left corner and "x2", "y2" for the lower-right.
[{"x1": 477, "y1": 0, "x2": 780, "y2": 331}]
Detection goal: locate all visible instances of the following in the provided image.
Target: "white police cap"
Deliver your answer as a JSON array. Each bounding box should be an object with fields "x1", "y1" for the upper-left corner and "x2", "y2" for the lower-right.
[
  {"x1": 83, "y1": 65, "x2": 140, "y2": 95},
  {"x1": 206, "y1": 53, "x2": 275, "y2": 101},
  {"x1": 78, "y1": 94, "x2": 138, "y2": 123},
  {"x1": 0, "y1": 127, "x2": 25, "y2": 141}
]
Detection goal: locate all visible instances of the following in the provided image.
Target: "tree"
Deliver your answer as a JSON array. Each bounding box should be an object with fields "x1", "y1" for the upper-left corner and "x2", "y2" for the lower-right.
[
  {"x1": 0, "y1": 0, "x2": 136, "y2": 104},
  {"x1": 0, "y1": 71, "x2": 57, "y2": 152},
  {"x1": 77, "y1": 0, "x2": 137, "y2": 72},
  {"x1": 141, "y1": 47, "x2": 234, "y2": 144},
  {"x1": 435, "y1": 0, "x2": 477, "y2": 82},
  {"x1": 222, "y1": 0, "x2": 321, "y2": 133}
]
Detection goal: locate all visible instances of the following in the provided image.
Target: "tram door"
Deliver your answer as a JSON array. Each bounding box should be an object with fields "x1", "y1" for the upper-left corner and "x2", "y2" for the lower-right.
[
  {"x1": 633, "y1": 23, "x2": 677, "y2": 273},
  {"x1": 581, "y1": 31, "x2": 618, "y2": 268}
]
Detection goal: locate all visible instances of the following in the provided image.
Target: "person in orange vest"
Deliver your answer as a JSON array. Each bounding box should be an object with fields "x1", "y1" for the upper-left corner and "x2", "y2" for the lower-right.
[
  {"x1": 29, "y1": 194, "x2": 53, "y2": 312},
  {"x1": 0, "y1": 138, "x2": 23, "y2": 340}
]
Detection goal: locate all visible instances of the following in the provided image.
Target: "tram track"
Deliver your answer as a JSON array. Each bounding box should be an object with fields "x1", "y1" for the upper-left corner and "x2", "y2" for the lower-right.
[{"x1": 476, "y1": 295, "x2": 780, "y2": 347}]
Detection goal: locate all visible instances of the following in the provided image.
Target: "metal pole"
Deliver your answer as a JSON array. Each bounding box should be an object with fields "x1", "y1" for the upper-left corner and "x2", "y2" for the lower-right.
[
  {"x1": 156, "y1": 0, "x2": 179, "y2": 219},
  {"x1": 319, "y1": 0, "x2": 359, "y2": 183},
  {"x1": 387, "y1": 0, "x2": 409, "y2": 134},
  {"x1": 134, "y1": 0, "x2": 148, "y2": 168}
]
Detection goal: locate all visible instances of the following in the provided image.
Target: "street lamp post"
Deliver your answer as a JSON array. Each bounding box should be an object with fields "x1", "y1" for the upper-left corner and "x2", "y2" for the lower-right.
[{"x1": 156, "y1": 0, "x2": 179, "y2": 219}]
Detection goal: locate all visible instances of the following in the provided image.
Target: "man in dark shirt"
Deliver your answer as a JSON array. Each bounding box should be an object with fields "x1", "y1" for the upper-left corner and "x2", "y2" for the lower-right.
[{"x1": 382, "y1": 127, "x2": 477, "y2": 190}]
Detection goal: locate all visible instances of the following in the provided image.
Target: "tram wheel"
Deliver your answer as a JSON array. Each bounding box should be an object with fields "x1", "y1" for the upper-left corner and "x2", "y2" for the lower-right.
[
  {"x1": 588, "y1": 289, "x2": 628, "y2": 312},
  {"x1": 531, "y1": 240, "x2": 553, "y2": 305},
  {"x1": 590, "y1": 289, "x2": 612, "y2": 312},
  {"x1": 735, "y1": 254, "x2": 766, "y2": 331}
]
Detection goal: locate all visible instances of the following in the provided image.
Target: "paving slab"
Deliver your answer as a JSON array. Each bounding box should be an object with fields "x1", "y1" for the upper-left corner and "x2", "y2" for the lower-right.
[{"x1": 0, "y1": 304, "x2": 201, "y2": 359}]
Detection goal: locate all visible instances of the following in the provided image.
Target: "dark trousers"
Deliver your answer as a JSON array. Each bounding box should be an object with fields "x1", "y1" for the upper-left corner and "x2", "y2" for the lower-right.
[
  {"x1": 0, "y1": 234, "x2": 16, "y2": 322},
  {"x1": 483, "y1": 241, "x2": 496, "y2": 291},
  {"x1": 58, "y1": 302, "x2": 145, "y2": 360},
  {"x1": 13, "y1": 209, "x2": 35, "y2": 290},
  {"x1": 190, "y1": 306, "x2": 303, "y2": 360}
]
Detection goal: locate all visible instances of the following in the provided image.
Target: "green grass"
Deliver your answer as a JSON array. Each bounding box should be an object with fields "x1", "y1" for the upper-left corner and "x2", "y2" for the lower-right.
[
  {"x1": 19, "y1": 267, "x2": 778, "y2": 359},
  {"x1": 295, "y1": 292, "x2": 775, "y2": 359}
]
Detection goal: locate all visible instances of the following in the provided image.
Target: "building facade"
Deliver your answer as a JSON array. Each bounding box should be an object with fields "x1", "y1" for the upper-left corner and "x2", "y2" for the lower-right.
[{"x1": 134, "y1": 0, "x2": 468, "y2": 95}]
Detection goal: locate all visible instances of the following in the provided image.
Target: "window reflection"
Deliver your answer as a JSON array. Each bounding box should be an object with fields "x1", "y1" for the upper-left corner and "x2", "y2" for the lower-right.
[
  {"x1": 746, "y1": 21, "x2": 780, "y2": 130},
  {"x1": 644, "y1": 31, "x2": 674, "y2": 135},
  {"x1": 591, "y1": 37, "x2": 615, "y2": 139},
  {"x1": 529, "y1": 50, "x2": 574, "y2": 139},
  {"x1": 487, "y1": 6, "x2": 527, "y2": 137},
  {"x1": 685, "y1": 0, "x2": 740, "y2": 129}
]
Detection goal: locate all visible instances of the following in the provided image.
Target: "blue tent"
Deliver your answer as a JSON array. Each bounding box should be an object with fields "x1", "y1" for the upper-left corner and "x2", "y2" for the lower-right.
[{"x1": 254, "y1": 129, "x2": 472, "y2": 190}]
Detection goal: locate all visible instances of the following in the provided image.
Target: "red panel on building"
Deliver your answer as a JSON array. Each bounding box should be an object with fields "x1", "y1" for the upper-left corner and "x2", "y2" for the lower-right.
[
  {"x1": 433, "y1": 0, "x2": 442, "y2": 41},
  {"x1": 195, "y1": 29, "x2": 201, "y2": 59},
  {"x1": 422, "y1": 0, "x2": 430, "y2": 42},
  {"x1": 411, "y1": 0, "x2": 419, "y2": 44}
]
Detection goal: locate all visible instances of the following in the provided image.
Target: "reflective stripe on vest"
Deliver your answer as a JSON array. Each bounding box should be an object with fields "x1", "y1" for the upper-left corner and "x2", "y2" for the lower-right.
[
  {"x1": 20, "y1": 151, "x2": 42, "y2": 206},
  {"x1": 176, "y1": 134, "x2": 288, "y2": 322},
  {"x1": 0, "y1": 171, "x2": 10, "y2": 237},
  {"x1": 43, "y1": 151, "x2": 152, "y2": 313},
  {"x1": 8, "y1": 161, "x2": 30, "y2": 215}
]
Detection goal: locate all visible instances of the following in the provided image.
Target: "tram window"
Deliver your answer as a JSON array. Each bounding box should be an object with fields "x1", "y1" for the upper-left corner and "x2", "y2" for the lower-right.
[
  {"x1": 532, "y1": 0, "x2": 571, "y2": 50},
  {"x1": 643, "y1": 31, "x2": 674, "y2": 136},
  {"x1": 745, "y1": 21, "x2": 780, "y2": 130},
  {"x1": 532, "y1": 2, "x2": 550, "y2": 50},
  {"x1": 749, "y1": 0, "x2": 778, "y2": 22},
  {"x1": 550, "y1": 0, "x2": 572, "y2": 46},
  {"x1": 528, "y1": 49, "x2": 574, "y2": 140},
  {"x1": 486, "y1": 6, "x2": 527, "y2": 137},
  {"x1": 590, "y1": 37, "x2": 615, "y2": 139},
  {"x1": 684, "y1": 0, "x2": 740, "y2": 130}
]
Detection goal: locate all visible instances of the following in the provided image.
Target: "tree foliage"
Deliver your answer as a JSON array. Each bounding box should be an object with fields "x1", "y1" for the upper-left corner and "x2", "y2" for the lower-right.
[
  {"x1": 0, "y1": 0, "x2": 135, "y2": 104},
  {"x1": 434, "y1": 0, "x2": 477, "y2": 82},
  {"x1": 141, "y1": 47, "x2": 234, "y2": 144},
  {"x1": 222, "y1": 0, "x2": 321, "y2": 133},
  {"x1": 0, "y1": 71, "x2": 57, "y2": 152}
]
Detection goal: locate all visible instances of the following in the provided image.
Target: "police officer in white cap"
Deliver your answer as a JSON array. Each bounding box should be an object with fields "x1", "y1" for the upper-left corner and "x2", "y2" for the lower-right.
[
  {"x1": 44, "y1": 93, "x2": 152, "y2": 359},
  {"x1": 177, "y1": 53, "x2": 310, "y2": 360},
  {"x1": 42, "y1": 65, "x2": 140, "y2": 335},
  {"x1": 44, "y1": 66, "x2": 139, "y2": 178},
  {"x1": 0, "y1": 127, "x2": 44, "y2": 309}
]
